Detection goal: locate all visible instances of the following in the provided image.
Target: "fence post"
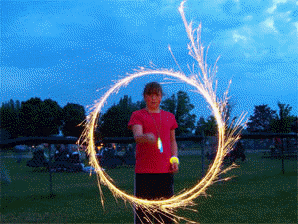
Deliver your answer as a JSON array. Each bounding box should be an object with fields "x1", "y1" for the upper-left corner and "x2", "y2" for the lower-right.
[
  {"x1": 281, "y1": 138, "x2": 285, "y2": 175},
  {"x1": 201, "y1": 134, "x2": 205, "y2": 178},
  {"x1": 48, "y1": 144, "x2": 54, "y2": 196}
]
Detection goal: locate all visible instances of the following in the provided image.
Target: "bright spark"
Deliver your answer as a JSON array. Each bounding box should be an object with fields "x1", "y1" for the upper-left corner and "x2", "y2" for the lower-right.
[{"x1": 79, "y1": 0, "x2": 246, "y2": 223}]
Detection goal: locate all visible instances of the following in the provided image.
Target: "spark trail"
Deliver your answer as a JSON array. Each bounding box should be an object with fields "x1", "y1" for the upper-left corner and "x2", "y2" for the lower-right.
[{"x1": 80, "y1": 1, "x2": 246, "y2": 223}]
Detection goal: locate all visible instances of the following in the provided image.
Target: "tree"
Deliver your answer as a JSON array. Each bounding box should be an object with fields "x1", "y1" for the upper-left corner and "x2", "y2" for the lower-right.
[
  {"x1": 18, "y1": 98, "x2": 63, "y2": 137},
  {"x1": 246, "y1": 104, "x2": 277, "y2": 132},
  {"x1": 161, "y1": 94, "x2": 176, "y2": 115},
  {"x1": 40, "y1": 99, "x2": 63, "y2": 136},
  {"x1": 270, "y1": 102, "x2": 295, "y2": 133},
  {"x1": 222, "y1": 99, "x2": 237, "y2": 125},
  {"x1": 0, "y1": 99, "x2": 21, "y2": 138},
  {"x1": 195, "y1": 116, "x2": 217, "y2": 136},
  {"x1": 19, "y1": 98, "x2": 44, "y2": 136},
  {"x1": 161, "y1": 91, "x2": 196, "y2": 136},
  {"x1": 99, "y1": 105, "x2": 123, "y2": 138},
  {"x1": 99, "y1": 95, "x2": 138, "y2": 138},
  {"x1": 62, "y1": 103, "x2": 86, "y2": 137},
  {"x1": 204, "y1": 116, "x2": 217, "y2": 136},
  {"x1": 290, "y1": 116, "x2": 298, "y2": 133},
  {"x1": 135, "y1": 100, "x2": 146, "y2": 110},
  {"x1": 195, "y1": 117, "x2": 206, "y2": 136}
]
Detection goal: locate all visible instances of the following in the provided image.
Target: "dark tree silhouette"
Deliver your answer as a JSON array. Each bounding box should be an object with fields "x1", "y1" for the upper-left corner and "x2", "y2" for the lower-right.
[
  {"x1": 62, "y1": 103, "x2": 86, "y2": 137},
  {"x1": 270, "y1": 102, "x2": 295, "y2": 133},
  {"x1": 0, "y1": 99, "x2": 21, "y2": 138},
  {"x1": 99, "y1": 95, "x2": 139, "y2": 138},
  {"x1": 18, "y1": 98, "x2": 63, "y2": 137},
  {"x1": 246, "y1": 104, "x2": 277, "y2": 132},
  {"x1": 19, "y1": 98, "x2": 44, "y2": 136},
  {"x1": 41, "y1": 99, "x2": 63, "y2": 136},
  {"x1": 161, "y1": 91, "x2": 196, "y2": 136},
  {"x1": 195, "y1": 116, "x2": 217, "y2": 136}
]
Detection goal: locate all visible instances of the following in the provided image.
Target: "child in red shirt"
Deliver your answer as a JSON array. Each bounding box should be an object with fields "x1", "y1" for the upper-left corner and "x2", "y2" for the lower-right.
[{"x1": 128, "y1": 82, "x2": 179, "y2": 224}]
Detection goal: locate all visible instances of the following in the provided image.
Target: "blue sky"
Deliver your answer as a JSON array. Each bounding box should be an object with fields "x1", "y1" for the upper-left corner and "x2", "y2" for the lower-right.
[{"x1": 1, "y1": 0, "x2": 298, "y2": 121}]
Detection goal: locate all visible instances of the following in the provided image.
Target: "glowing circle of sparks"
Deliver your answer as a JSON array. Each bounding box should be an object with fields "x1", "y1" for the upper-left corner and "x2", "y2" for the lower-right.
[{"x1": 81, "y1": 1, "x2": 246, "y2": 223}]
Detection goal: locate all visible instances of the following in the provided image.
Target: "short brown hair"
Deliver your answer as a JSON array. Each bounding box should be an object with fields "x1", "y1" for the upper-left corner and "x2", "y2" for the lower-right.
[{"x1": 143, "y1": 82, "x2": 163, "y2": 97}]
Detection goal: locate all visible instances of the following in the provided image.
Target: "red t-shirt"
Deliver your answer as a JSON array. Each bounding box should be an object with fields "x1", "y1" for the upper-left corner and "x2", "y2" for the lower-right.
[{"x1": 128, "y1": 109, "x2": 178, "y2": 173}]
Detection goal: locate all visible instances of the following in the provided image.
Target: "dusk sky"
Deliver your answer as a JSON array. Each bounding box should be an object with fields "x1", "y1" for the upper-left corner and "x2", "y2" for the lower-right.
[{"x1": 2, "y1": 0, "x2": 298, "y2": 121}]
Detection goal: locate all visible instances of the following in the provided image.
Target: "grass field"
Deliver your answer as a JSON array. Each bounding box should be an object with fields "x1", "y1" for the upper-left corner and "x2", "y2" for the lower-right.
[{"x1": 1, "y1": 152, "x2": 297, "y2": 223}]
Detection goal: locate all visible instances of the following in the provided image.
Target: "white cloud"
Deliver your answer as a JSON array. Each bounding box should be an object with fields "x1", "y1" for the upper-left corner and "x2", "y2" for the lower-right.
[
  {"x1": 216, "y1": 15, "x2": 296, "y2": 61},
  {"x1": 232, "y1": 31, "x2": 247, "y2": 43},
  {"x1": 267, "y1": 5, "x2": 277, "y2": 14},
  {"x1": 219, "y1": 25, "x2": 253, "y2": 48},
  {"x1": 217, "y1": 26, "x2": 271, "y2": 60},
  {"x1": 260, "y1": 17, "x2": 278, "y2": 33},
  {"x1": 267, "y1": 0, "x2": 289, "y2": 13},
  {"x1": 276, "y1": 11, "x2": 292, "y2": 22}
]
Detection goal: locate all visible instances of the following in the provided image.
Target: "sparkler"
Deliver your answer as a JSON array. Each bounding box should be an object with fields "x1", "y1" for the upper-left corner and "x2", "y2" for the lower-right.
[{"x1": 80, "y1": 0, "x2": 246, "y2": 223}]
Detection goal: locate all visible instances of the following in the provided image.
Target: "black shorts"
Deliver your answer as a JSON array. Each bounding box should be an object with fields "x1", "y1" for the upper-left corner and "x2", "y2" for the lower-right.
[{"x1": 134, "y1": 173, "x2": 174, "y2": 224}]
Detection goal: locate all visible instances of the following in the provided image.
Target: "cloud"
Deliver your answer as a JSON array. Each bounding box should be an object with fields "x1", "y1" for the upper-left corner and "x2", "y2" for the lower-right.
[
  {"x1": 267, "y1": 0, "x2": 289, "y2": 14},
  {"x1": 295, "y1": 22, "x2": 298, "y2": 33},
  {"x1": 211, "y1": 0, "x2": 297, "y2": 62},
  {"x1": 267, "y1": 5, "x2": 277, "y2": 14},
  {"x1": 232, "y1": 30, "x2": 248, "y2": 43},
  {"x1": 260, "y1": 17, "x2": 278, "y2": 33},
  {"x1": 1, "y1": 0, "x2": 297, "y2": 118}
]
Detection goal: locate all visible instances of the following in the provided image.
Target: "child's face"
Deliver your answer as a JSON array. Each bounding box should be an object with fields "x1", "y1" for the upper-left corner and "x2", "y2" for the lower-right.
[{"x1": 144, "y1": 92, "x2": 162, "y2": 110}]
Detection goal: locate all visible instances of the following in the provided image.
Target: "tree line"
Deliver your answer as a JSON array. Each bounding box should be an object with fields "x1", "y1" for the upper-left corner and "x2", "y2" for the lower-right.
[
  {"x1": 0, "y1": 98, "x2": 85, "y2": 139},
  {"x1": 1, "y1": 92, "x2": 297, "y2": 140},
  {"x1": 246, "y1": 103, "x2": 297, "y2": 133},
  {"x1": 97, "y1": 91, "x2": 198, "y2": 138}
]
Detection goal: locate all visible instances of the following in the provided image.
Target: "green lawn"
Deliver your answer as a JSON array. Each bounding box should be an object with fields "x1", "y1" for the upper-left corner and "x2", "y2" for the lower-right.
[{"x1": 1, "y1": 152, "x2": 297, "y2": 223}]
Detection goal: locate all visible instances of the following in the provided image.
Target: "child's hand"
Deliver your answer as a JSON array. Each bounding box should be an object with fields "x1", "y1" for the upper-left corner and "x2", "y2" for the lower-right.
[
  {"x1": 144, "y1": 133, "x2": 156, "y2": 144},
  {"x1": 171, "y1": 162, "x2": 179, "y2": 173}
]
